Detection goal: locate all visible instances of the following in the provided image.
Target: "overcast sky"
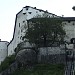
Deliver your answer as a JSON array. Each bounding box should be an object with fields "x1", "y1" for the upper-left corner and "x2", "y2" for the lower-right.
[{"x1": 0, "y1": 0, "x2": 75, "y2": 42}]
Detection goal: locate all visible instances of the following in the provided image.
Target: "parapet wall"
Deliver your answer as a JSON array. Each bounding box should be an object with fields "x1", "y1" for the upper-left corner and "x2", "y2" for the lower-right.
[{"x1": 38, "y1": 47, "x2": 66, "y2": 64}]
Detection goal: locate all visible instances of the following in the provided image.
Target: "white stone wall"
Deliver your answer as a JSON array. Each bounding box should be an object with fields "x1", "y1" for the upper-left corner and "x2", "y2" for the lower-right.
[
  {"x1": 8, "y1": 6, "x2": 58, "y2": 56},
  {"x1": 8, "y1": 41, "x2": 14, "y2": 56},
  {"x1": 38, "y1": 47, "x2": 65, "y2": 56},
  {"x1": 63, "y1": 21, "x2": 75, "y2": 42},
  {"x1": 0, "y1": 41, "x2": 9, "y2": 64}
]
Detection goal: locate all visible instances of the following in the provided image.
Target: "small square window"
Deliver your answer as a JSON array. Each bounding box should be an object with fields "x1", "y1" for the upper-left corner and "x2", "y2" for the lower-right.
[
  {"x1": 20, "y1": 36, "x2": 22, "y2": 39},
  {"x1": 28, "y1": 12, "x2": 32, "y2": 14},
  {"x1": 23, "y1": 21, "x2": 25, "y2": 23},
  {"x1": 73, "y1": 23, "x2": 74, "y2": 25},
  {"x1": 23, "y1": 13, "x2": 26, "y2": 15},
  {"x1": 39, "y1": 10, "x2": 41, "y2": 12},
  {"x1": 26, "y1": 8, "x2": 28, "y2": 10},
  {"x1": 21, "y1": 29, "x2": 23, "y2": 32},
  {"x1": 36, "y1": 11, "x2": 38, "y2": 13}
]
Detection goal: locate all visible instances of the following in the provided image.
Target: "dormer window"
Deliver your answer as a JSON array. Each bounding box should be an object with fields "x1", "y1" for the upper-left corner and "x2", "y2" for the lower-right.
[
  {"x1": 45, "y1": 10, "x2": 48, "y2": 13},
  {"x1": 34, "y1": 7, "x2": 36, "y2": 9},
  {"x1": 28, "y1": 12, "x2": 32, "y2": 14},
  {"x1": 39, "y1": 10, "x2": 42, "y2": 12},
  {"x1": 26, "y1": 8, "x2": 28, "y2": 10}
]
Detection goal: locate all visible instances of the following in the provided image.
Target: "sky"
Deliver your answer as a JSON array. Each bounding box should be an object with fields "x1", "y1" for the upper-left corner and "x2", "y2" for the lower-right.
[{"x1": 0, "y1": 0, "x2": 75, "y2": 42}]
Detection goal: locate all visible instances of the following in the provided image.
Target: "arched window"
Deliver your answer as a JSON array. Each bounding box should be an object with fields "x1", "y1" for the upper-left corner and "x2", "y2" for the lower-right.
[{"x1": 70, "y1": 38, "x2": 75, "y2": 44}]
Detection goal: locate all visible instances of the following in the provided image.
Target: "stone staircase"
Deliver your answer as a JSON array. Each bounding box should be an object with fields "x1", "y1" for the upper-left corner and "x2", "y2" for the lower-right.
[
  {"x1": 64, "y1": 49, "x2": 75, "y2": 75},
  {"x1": 65, "y1": 61, "x2": 74, "y2": 75}
]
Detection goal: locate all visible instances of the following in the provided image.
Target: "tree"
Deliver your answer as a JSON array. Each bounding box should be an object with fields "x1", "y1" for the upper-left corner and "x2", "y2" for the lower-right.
[{"x1": 23, "y1": 18, "x2": 66, "y2": 47}]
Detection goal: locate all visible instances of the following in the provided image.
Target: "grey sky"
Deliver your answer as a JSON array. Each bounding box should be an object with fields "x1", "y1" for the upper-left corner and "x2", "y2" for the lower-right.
[{"x1": 0, "y1": 0, "x2": 75, "y2": 42}]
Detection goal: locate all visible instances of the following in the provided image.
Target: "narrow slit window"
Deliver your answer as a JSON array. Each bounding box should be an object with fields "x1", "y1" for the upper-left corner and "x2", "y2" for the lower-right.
[{"x1": 19, "y1": 23, "x2": 20, "y2": 27}]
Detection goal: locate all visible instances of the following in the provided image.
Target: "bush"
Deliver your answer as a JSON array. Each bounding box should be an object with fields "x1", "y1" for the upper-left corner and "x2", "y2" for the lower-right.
[
  {"x1": 10, "y1": 64, "x2": 65, "y2": 75},
  {"x1": 0, "y1": 55, "x2": 15, "y2": 72}
]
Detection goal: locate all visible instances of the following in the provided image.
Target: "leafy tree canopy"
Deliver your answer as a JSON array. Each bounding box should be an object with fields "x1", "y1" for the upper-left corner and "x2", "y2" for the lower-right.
[{"x1": 23, "y1": 18, "x2": 66, "y2": 47}]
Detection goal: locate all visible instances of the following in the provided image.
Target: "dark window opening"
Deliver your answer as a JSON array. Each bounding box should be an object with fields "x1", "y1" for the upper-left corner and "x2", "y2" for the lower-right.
[
  {"x1": 39, "y1": 10, "x2": 42, "y2": 12},
  {"x1": 23, "y1": 13, "x2": 26, "y2": 15},
  {"x1": 70, "y1": 38, "x2": 75, "y2": 44},
  {"x1": 20, "y1": 36, "x2": 22, "y2": 39},
  {"x1": 73, "y1": 23, "x2": 74, "y2": 25},
  {"x1": 23, "y1": 21, "x2": 25, "y2": 23},
  {"x1": 34, "y1": 7, "x2": 36, "y2": 9},
  {"x1": 28, "y1": 12, "x2": 32, "y2": 14},
  {"x1": 26, "y1": 8, "x2": 28, "y2": 10},
  {"x1": 19, "y1": 23, "x2": 20, "y2": 27},
  {"x1": 21, "y1": 29, "x2": 22, "y2": 32},
  {"x1": 68, "y1": 21, "x2": 70, "y2": 23}
]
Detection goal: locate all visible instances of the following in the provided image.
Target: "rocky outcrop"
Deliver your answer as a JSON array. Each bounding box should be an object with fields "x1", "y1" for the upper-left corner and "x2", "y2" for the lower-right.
[{"x1": 15, "y1": 49, "x2": 37, "y2": 67}]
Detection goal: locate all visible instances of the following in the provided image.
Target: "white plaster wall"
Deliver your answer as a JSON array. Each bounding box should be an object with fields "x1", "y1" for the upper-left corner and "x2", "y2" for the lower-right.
[
  {"x1": 8, "y1": 41, "x2": 14, "y2": 56},
  {"x1": 8, "y1": 11, "x2": 27, "y2": 56},
  {"x1": 38, "y1": 47, "x2": 65, "y2": 55},
  {"x1": 0, "y1": 41, "x2": 9, "y2": 64},
  {"x1": 63, "y1": 21, "x2": 75, "y2": 42}
]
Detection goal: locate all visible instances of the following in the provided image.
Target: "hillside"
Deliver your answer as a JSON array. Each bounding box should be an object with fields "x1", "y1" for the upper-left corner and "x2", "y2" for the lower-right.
[{"x1": 10, "y1": 64, "x2": 64, "y2": 75}]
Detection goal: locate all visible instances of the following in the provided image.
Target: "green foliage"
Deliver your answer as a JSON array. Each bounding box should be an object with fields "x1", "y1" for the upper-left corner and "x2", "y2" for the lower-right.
[
  {"x1": 10, "y1": 64, "x2": 64, "y2": 75},
  {"x1": 0, "y1": 55, "x2": 15, "y2": 72},
  {"x1": 23, "y1": 18, "x2": 66, "y2": 47}
]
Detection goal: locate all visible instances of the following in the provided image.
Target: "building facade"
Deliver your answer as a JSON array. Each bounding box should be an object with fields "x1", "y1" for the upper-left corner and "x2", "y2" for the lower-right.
[
  {"x1": 7, "y1": 6, "x2": 75, "y2": 56},
  {"x1": 0, "y1": 41, "x2": 9, "y2": 64},
  {"x1": 8, "y1": 6, "x2": 59, "y2": 56},
  {"x1": 62, "y1": 17, "x2": 75, "y2": 43}
]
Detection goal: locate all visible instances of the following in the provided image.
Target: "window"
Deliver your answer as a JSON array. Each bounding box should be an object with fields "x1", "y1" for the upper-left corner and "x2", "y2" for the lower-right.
[
  {"x1": 73, "y1": 23, "x2": 74, "y2": 25},
  {"x1": 68, "y1": 21, "x2": 70, "y2": 23},
  {"x1": 34, "y1": 7, "x2": 36, "y2": 9},
  {"x1": 28, "y1": 12, "x2": 32, "y2": 14},
  {"x1": 36, "y1": 11, "x2": 38, "y2": 13},
  {"x1": 39, "y1": 10, "x2": 41, "y2": 12},
  {"x1": 49, "y1": 16, "x2": 50, "y2": 18},
  {"x1": 23, "y1": 21, "x2": 25, "y2": 23},
  {"x1": 21, "y1": 29, "x2": 23, "y2": 32},
  {"x1": 26, "y1": 8, "x2": 28, "y2": 10},
  {"x1": 23, "y1": 13, "x2": 26, "y2": 15},
  {"x1": 20, "y1": 36, "x2": 22, "y2": 39},
  {"x1": 19, "y1": 23, "x2": 20, "y2": 27}
]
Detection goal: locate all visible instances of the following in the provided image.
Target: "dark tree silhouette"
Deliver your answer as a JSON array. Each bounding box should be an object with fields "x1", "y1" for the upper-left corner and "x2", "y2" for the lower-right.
[{"x1": 23, "y1": 18, "x2": 66, "y2": 47}]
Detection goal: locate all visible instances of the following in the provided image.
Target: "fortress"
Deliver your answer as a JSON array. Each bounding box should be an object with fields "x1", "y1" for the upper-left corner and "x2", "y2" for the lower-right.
[{"x1": 0, "y1": 6, "x2": 75, "y2": 64}]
